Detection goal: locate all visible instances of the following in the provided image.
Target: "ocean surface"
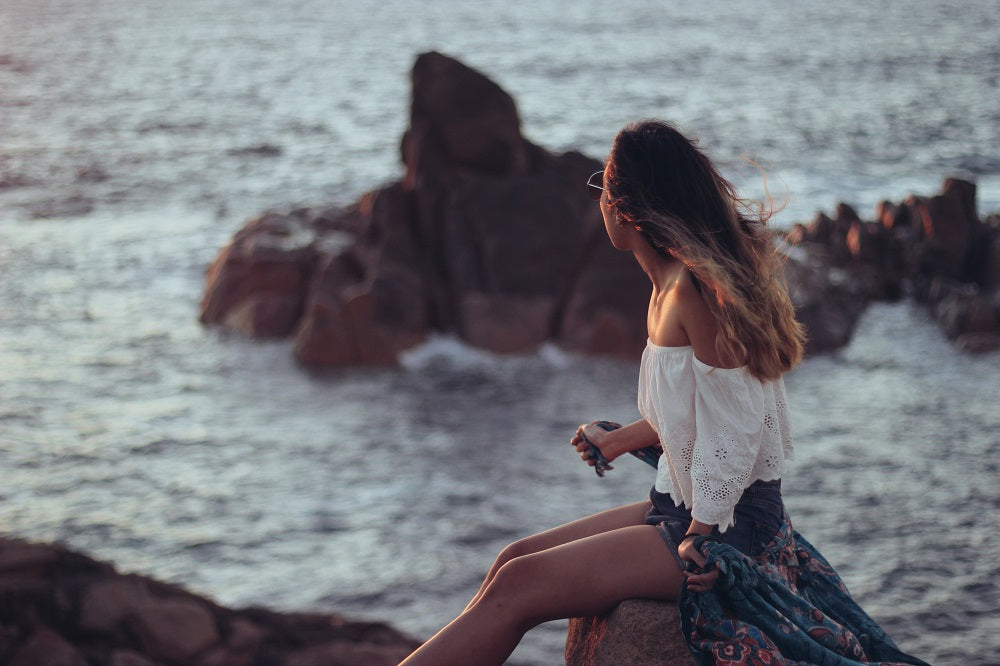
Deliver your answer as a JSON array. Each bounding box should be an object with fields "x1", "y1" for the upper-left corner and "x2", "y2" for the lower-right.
[{"x1": 2, "y1": 1, "x2": 999, "y2": 664}]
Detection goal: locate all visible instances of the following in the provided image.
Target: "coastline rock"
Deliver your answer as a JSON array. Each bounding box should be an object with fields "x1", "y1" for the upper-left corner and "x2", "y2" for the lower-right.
[
  {"x1": 912, "y1": 178, "x2": 981, "y2": 282},
  {"x1": 565, "y1": 599, "x2": 695, "y2": 665},
  {"x1": 200, "y1": 52, "x2": 1000, "y2": 364},
  {"x1": 0, "y1": 535, "x2": 420, "y2": 666},
  {"x1": 786, "y1": 177, "x2": 999, "y2": 351}
]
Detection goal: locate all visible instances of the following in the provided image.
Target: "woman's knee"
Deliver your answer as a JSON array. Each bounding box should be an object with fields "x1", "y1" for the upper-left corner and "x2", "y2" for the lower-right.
[
  {"x1": 476, "y1": 556, "x2": 548, "y2": 624},
  {"x1": 496, "y1": 536, "x2": 537, "y2": 568}
]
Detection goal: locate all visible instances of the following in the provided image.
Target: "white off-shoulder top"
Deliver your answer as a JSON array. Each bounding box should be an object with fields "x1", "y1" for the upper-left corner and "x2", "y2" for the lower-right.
[{"x1": 637, "y1": 340, "x2": 792, "y2": 531}]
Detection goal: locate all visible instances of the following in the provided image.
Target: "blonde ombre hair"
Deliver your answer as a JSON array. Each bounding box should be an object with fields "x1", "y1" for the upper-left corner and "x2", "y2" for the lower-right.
[{"x1": 607, "y1": 120, "x2": 806, "y2": 381}]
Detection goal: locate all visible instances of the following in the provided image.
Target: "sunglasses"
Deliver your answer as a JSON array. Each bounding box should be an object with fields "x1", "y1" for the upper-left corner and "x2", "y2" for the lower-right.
[{"x1": 586, "y1": 170, "x2": 606, "y2": 202}]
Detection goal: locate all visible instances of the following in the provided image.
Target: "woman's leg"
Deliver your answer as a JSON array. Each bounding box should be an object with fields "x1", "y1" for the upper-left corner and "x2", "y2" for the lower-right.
[
  {"x1": 464, "y1": 500, "x2": 651, "y2": 611},
  {"x1": 399, "y1": 522, "x2": 683, "y2": 666}
]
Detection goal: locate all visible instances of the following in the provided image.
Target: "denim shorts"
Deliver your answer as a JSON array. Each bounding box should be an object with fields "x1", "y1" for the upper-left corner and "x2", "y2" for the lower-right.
[{"x1": 643, "y1": 479, "x2": 784, "y2": 569}]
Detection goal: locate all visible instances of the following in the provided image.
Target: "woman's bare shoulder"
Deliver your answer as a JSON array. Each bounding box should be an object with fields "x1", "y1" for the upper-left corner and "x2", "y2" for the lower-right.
[{"x1": 677, "y1": 270, "x2": 735, "y2": 368}]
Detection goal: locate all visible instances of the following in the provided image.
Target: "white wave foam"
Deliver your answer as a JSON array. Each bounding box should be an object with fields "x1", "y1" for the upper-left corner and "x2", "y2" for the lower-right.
[{"x1": 398, "y1": 335, "x2": 575, "y2": 372}]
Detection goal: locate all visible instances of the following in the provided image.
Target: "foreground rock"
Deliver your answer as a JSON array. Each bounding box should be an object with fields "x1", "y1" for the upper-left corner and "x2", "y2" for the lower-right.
[
  {"x1": 566, "y1": 599, "x2": 695, "y2": 665},
  {"x1": 200, "y1": 52, "x2": 1000, "y2": 364},
  {"x1": 0, "y1": 535, "x2": 419, "y2": 665}
]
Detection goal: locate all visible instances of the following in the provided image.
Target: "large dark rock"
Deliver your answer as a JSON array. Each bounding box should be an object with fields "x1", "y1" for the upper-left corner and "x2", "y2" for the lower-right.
[
  {"x1": 200, "y1": 52, "x2": 645, "y2": 365},
  {"x1": 0, "y1": 535, "x2": 420, "y2": 666}
]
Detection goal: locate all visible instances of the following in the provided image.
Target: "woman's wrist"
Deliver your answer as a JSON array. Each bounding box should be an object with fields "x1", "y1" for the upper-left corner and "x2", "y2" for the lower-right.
[
  {"x1": 681, "y1": 532, "x2": 714, "y2": 543},
  {"x1": 682, "y1": 532, "x2": 718, "y2": 541},
  {"x1": 601, "y1": 429, "x2": 629, "y2": 460},
  {"x1": 680, "y1": 533, "x2": 721, "y2": 556},
  {"x1": 682, "y1": 520, "x2": 716, "y2": 541},
  {"x1": 601, "y1": 420, "x2": 658, "y2": 459}
]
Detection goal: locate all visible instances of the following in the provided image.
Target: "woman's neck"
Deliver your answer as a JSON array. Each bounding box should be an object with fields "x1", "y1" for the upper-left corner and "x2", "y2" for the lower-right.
[{"x1": 634, "y1": 244, "x2": 685, "y2": 293}]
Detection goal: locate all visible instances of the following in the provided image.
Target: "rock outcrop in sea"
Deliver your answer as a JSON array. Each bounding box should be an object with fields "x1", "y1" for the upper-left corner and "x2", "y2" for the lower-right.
[
  {"x1": 784, "y1": 178, "x2": 1000, "y2": 353},
  {"x1": 200, "y1": 51, "x2": 642, "y2": 365},
  {"x1": 200, "y1": 51, "x2": 1000, "y2": 363},
  {"x1": 0, "y1": 535, "x2": 419, "y2": 665}
]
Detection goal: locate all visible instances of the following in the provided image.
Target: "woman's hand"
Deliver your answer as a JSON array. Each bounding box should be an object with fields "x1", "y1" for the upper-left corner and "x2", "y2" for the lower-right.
[
  {"x1": 678, "y1": 536, "x2": 720, "y2": 593},
  {"x1": 570, "y1": 423, "x2": 613, "y2": 467}
]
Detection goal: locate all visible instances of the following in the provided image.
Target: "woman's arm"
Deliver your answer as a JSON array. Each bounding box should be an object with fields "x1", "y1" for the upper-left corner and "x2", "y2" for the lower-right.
[
  {"x1": 673, "y1": 270, "x2": 729, "y2": 590},
  {"x1": 571, "y1": 419, "x2": 660, "y2": 464}
]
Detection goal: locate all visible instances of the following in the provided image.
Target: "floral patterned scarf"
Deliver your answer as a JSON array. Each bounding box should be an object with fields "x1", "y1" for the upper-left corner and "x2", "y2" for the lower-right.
[{"x1": 679, "y1": 516, "x2": 930, "y2": 666}]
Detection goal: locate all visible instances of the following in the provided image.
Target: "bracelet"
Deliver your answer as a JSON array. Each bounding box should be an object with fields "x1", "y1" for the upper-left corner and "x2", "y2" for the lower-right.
[{"x1": 681, "y1": 533, "x2": 720, "y2": 547}]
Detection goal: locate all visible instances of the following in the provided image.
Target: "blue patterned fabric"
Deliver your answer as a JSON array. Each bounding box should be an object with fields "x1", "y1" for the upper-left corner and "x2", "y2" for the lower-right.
[{"x1": 678, "y1": 514, "x2": 930, "y2": 666}]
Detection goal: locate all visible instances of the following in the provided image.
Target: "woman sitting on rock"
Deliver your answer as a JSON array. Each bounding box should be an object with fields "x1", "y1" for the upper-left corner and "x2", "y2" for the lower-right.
[{"x1": 400, "y1": 120, "x2": 927, "y2": 666}]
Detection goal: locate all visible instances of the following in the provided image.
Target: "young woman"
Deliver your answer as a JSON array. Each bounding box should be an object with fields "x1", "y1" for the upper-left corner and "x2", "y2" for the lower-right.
[{"x1": 400, "y1": 121, "x2": 924, "y2": 666}]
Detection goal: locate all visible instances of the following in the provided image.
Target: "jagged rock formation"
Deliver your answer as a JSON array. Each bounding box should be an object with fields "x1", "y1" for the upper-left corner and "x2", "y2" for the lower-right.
[
  {"x1": 0, "y1": 535, "x2": 419, "y2": 665},
  {"x1": 200, "y1": 51, "x2": 645, "y2": 365},
  {"x1": 786, "y1": 177, "x2": 1000, "y2": 353}
]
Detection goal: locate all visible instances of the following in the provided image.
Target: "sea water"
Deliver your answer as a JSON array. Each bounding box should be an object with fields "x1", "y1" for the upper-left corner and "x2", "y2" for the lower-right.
[{"x1": 2, "y1": 1, "x2": 999, "y2": 663}]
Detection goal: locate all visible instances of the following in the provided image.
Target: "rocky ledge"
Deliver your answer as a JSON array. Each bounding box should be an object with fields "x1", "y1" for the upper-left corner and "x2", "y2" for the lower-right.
[
  {"x1": 199, "y1": 52, "x2": 1000, "y2": 364},
  {"x1": 784, "y1": 177, "x2": 1000, "y2": 353},
  {"x1": 0, "y1": 535, "x2": 419, "y2": 666},
  {"x1": 566, "y1": 599, "x2": 694, "y2": 666}
]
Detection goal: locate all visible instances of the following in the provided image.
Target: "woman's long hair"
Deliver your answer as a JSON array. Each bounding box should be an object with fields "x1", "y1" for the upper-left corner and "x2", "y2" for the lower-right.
[{"x1": 606, "y1": 120, "x2": 805, "y2": 380}]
